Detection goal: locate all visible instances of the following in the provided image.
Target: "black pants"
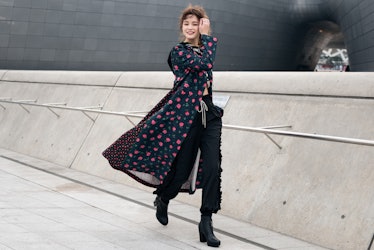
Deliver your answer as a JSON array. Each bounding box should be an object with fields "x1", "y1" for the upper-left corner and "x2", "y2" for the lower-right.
[{"x1": 155, "y1": 96, "x2": 222, "y2": 214}]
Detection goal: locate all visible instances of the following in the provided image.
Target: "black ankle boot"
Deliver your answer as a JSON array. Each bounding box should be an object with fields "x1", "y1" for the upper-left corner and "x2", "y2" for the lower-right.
[
  {"x1": 199, "y1": 215, "x2": 221, "y2": 247},
  {"x1": 154, "y1": 196, "x2": 168, "y2": 225}
]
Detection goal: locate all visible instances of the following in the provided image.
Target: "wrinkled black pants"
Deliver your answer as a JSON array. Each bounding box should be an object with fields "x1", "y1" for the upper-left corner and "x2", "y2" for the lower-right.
[{"x1": 155, "y1": 96, "x2": 222, "y2": 214}]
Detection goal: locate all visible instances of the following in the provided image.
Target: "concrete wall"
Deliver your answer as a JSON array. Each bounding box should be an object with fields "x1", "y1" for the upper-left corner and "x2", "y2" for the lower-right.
[{"x1": 0, "y1": 70, "x2": 373, "y2": 250}]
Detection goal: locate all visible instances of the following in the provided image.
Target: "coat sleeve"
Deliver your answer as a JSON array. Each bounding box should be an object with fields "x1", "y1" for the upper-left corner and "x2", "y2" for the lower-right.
[{"x1": 170, "y1": 35, "x2": 218, "y2": 72}]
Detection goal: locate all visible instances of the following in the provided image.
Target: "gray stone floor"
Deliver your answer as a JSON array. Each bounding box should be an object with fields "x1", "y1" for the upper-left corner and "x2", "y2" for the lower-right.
[{"x1": 0, "y1": 148, "x2": 330, "y2": 250}]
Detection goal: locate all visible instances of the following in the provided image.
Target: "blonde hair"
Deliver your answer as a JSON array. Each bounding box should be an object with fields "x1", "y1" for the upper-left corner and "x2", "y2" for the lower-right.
[{"x1": 179, "y1": 5, "x2": 211, "y2": 41}]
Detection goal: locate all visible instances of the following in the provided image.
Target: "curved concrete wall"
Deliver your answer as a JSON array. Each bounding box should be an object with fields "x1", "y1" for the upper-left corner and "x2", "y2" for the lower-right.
[
  {"x1": 0, "y1": 70, "x2": 374, "y2": 249},
  {"x1": 0, "y1": 0, "x2": 374, "y2": 71}
]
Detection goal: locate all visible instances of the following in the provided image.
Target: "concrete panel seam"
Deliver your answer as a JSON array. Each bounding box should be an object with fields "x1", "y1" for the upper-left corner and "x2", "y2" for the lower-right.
[
  {"x1": 0, "y1": 70, "x2": 9, "y2": 81},
  {"x1": 214, "y1": 90, "x2": 374, "y2": 100},
  {"x1": 0, "y1": 80, "x2": 118, "y2": 88},
  {"x1": 69, "y1": 72, "x2": 123, "y2": 169}
]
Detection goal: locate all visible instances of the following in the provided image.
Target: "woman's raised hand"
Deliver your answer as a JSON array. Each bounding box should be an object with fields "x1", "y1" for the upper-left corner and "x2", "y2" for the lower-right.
[{"x1": 199, "y1": 18, "x2": 210, "y2": 35}]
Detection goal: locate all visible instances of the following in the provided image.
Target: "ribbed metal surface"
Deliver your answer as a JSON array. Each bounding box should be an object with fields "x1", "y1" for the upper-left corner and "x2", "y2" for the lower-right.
[{"x1": 0, "y1": 0, "x2": 373, "y2": 71}]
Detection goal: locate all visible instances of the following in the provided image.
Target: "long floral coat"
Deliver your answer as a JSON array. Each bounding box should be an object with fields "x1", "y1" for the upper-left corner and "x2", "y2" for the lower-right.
[{"x1": 102, "y1": 35, "x2": 218, "y2": 193}]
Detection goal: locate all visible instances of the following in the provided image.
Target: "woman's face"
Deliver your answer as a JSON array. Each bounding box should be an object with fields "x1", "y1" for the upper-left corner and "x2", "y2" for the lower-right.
[{"x1": 182, "y1": 14, "x2": 200, "y2": 44}]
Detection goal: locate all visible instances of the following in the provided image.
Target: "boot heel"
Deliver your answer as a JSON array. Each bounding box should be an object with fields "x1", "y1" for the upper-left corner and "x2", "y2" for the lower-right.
[{"x1": 199, "y1": 223, "x2": 207, "y2": 242}]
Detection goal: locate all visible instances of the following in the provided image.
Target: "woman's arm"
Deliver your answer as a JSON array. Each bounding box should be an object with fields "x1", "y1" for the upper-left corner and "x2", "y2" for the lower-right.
[{"x1": 170, "y1": 35, "x2": 218, "y2": 72}]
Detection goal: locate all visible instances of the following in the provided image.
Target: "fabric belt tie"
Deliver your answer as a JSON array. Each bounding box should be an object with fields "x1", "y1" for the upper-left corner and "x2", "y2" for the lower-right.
[{"x1": 198, "y1": 100, "x2": 209, "y2": 128}]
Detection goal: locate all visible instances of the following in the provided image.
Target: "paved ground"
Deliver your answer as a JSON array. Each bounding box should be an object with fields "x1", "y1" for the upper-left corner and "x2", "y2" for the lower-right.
[{"x1": 0, "y1": 148, "x2": 330, "y2": 250}]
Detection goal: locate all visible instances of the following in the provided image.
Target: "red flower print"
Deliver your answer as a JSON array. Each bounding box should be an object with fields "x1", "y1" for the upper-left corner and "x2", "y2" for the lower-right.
[
  {"x1": 151, "y1": 120, "x2": 156, "y2": 125},
  {"x1": 153, "y1": 147, "x2": 158, "y2": 151},
  {"x1": 176, "y1": 139, "x2": 181, "y2": 144},
  {"x1": 168, "y1": 100, "x2": 173, "y2": 104},
  {"x1": 174, "y1": 65, "x2": 179, "y2": 70},
  {"x1": 159, "y1": 142, "x2": 163, "y2": 146},
  {"x1": 157, "y1": 134, "x2": 162, "y2": 139},
  {"x1": 208, "y1": 63, "x2": 212, "y2": 69},
  {"x1": 185, "y1": 111, "x2": 190, "y2": 116},
  {"x1": 208, "y1": 42, "x2": 213, "y2": 47},
  {"x1": 142, "y1": 134, "x2": 147, "y2": 138},
  {"x1": 157, "y1": 114, "x2": 162, "y2": 119},
  {"x1": 179, "y1": 122, "x2": 184, "y2": 127},
  {"x1": 184, "y1": 83, "x2": 189, "y2": 88},
  {"x1": 146, "y1": 152, "x2": 151, "y2": 156},
  {"x1": 162, "y1": 129, "x2": 167, "y2": 134},
  {"x1": 176, "y1": 104, "x2": 181, "y2": 109},
  {"x1": 178, "y1": 51, "x2": 183, "y2": 56},
  {"x1": 166, "y1": 137, "x2": 171, "y2": 142}
]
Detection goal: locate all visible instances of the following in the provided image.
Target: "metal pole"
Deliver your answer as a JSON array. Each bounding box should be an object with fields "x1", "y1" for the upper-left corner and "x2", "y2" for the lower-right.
[
  {"x1": 222, "y1": 124, "x2": 374, "y2": 147},
  {"x1": 1, "y1": 99, "x2": 374, "y2": 147}
]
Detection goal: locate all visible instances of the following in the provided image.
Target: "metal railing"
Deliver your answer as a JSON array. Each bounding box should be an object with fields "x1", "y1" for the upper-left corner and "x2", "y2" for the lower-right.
[{"x1": 1, "y1": 98, "x2": 374, "y2": 148}]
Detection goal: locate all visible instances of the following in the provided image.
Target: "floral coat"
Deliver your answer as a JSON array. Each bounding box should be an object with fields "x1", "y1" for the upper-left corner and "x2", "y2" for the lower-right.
[{"x1": 102, "y1": 35, "x2": 219, "y2": 193}]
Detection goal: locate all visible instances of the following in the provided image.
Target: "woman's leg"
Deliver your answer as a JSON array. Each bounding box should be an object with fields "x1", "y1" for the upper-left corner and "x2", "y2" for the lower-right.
[
  {"x1": 198, "y1": 115, "x2": 222, "y2": 247},
  {"x1": 199, "y1": 116, "x2": 222, "y2": 214},
  {"x1": 153, "y1": 115, "x2": 203, "y2": 225}
]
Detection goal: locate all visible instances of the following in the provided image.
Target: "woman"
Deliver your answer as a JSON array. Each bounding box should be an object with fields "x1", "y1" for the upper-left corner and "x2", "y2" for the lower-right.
[{"x1": 103, "y1": 5, "x2": 223, "y2": 248}]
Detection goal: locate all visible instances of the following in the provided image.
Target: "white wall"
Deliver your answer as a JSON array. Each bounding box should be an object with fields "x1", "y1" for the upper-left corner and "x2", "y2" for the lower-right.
[{"x1": 0, "y1": 70, "x2": 373, "y2": 250}]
